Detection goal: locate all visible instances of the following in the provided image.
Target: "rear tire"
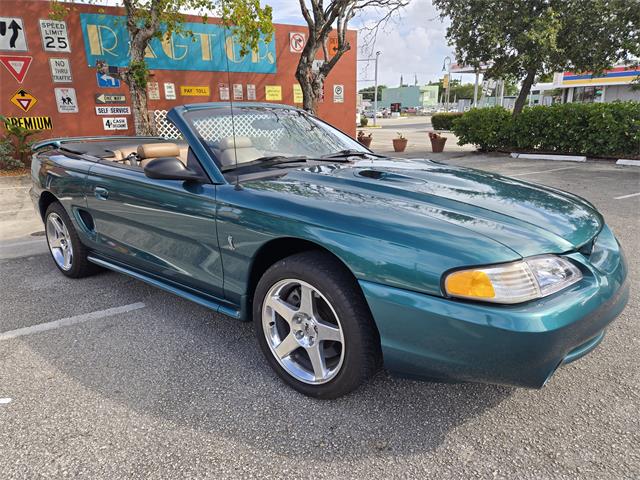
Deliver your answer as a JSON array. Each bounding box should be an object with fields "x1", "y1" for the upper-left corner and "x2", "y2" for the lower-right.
[
  {"x1": 253, "y1": 251, "x2": 381, "y2": 399},
  {"x1": 45, "y1": 202, "x2": 99, "y2": 278}
]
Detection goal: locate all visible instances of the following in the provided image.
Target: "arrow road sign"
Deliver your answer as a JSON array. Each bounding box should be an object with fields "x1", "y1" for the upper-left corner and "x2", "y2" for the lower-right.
[
  {"x1": 0, "y1": 18, "x2": 27, "y2": 51},
  {"x1": 10, "y1": 88, "x2": 37, "y2": 113},
  {"x1": 96, "y1": 71, "x2": 121, "y2": 88},
  {"x1": 290, "y1": 32, "x2": 306, "y2": 53},
  {"x1": 95, "y1": 93, "x2": 127, "y2": 104},
  {"x1": 0, "y1": 55, "x2": 32, "y2": 83}
]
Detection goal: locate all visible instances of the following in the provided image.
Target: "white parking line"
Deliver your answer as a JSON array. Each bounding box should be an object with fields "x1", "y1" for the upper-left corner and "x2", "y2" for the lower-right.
[
  {"x1": 614, "y1": 192, "x2": 640, "y2": 200},
  {"x1": 510, "y1": 166, "x2": 578, "y2": 177},
  {"x1": 0, "y1": 303, "x2": 146, "y2": 341},
  {"x1": 0, "y1": 186, "x2": 29, "y2": 190}
]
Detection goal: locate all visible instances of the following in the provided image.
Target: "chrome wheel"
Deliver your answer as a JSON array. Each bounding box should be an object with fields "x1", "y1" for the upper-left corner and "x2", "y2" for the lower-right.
[
  {"x1": 262, "y1": 279, "x2": 345, "y2": 385},
  {"x1": 46, "y1": 212, "x2": 73, "y2": 271}
]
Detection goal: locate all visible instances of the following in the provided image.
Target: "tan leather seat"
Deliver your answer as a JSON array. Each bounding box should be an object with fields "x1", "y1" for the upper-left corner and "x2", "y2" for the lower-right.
[
  {"x1": 217, "y1": 136, "x2": 262, "y2": 167},
  {"x1": 137, "y1": 143, "x2": 182, "y2": 167}
]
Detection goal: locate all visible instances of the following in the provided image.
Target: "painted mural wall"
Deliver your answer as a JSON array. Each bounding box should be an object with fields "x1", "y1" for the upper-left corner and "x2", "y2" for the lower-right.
[{"x1": 0, "y1": 1, "x2": 357, "y2": 139}]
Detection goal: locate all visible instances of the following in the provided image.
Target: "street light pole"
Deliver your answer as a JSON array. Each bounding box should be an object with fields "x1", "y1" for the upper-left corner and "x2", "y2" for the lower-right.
[
  {"x1": 373, "y1": 51, "x2": 381, "y2": 127},
  {"x1": 473, "y1": 71, "x2": 479, "y2": 108},
  {"x1": 442, "y1": 56, "x2": 452, "y2": 112}
]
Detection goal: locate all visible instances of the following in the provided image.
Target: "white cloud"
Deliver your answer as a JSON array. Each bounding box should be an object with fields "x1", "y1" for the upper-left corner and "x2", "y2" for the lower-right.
[
  {"x1": 269, "y1": 0, "x2": 458, "y2": 88},
  {"x1": 353, "y1": 0, "x2": 454, "y2": 88}
]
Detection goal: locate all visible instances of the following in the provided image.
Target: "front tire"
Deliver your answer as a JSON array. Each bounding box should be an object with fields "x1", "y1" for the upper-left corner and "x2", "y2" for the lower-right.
[
  {"x1": 45, "y1": 202, "x2": 98, "y2": 278},
  {"x1": 253, "y1": 251, "x2": 380, "y2": 399}
]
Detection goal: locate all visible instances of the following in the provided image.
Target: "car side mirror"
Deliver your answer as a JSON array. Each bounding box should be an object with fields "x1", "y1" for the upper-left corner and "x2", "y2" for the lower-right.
[{"x1": 143, "y1": 157, "x2": 207, "y2": 182}]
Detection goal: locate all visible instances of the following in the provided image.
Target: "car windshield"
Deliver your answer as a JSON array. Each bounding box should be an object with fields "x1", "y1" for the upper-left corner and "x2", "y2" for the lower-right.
[{"x1": 183, "y1": 106, "x2": 369, "y2": 170}]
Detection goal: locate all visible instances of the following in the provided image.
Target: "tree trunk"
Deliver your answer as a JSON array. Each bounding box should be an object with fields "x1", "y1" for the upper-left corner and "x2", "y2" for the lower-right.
[
  {"x1": 513, "y1": 68, "x2": 537, "y2": 116},
  {"x1": 129, "y1": 84, "x2": 154, "y2": 135},
  {"x1": 126, "y1": 41, "x2": 155, "y2": 136},
  {"x1": 296, "y1": 52, "x2": 321, "y2": 114}
]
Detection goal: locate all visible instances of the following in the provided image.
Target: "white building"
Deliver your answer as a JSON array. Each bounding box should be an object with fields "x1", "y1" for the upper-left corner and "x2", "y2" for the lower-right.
[{"x1": 552, "y1": 65, "x2": 639, "y2": 103}]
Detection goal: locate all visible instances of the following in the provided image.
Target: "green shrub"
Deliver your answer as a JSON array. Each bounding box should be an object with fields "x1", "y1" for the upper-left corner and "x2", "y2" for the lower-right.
[
  {"x1": 360, "y1": 116, "x2": 369, "y2": 127},
  {"x1": 451, "y1": 107, "x2": 512, "y2": 151},
  {"x1": 431, "y1": 112, "x2": 464, "y2": 130},
  {"x1": 0, "y1": 115, "x2": 40, "y2": 168},
  {"x1": 0, "y1": 138, "x2": 24, "y2": 170},
  {"x1": 451, "y1": 102, "x2": 640, "y2": 157}
]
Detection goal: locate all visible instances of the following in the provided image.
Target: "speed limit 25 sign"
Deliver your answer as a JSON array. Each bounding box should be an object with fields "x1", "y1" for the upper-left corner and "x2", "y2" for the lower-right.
[{"x1": 39, "y1": 19, "x2": 71, "y2": 52}]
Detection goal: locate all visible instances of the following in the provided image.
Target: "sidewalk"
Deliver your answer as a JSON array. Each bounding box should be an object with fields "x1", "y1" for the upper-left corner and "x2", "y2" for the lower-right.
[
  {"x1": 357, "y1": 116, "x2": 474, "y2": 157},
  {"x1": 0, "y1": 175, "x2": 48, "y2": 259}
]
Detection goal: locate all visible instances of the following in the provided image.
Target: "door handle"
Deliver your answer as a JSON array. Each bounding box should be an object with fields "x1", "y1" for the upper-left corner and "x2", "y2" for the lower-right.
[{"x1": 94, "y1": 186, "x2": 109, "y2": 200}]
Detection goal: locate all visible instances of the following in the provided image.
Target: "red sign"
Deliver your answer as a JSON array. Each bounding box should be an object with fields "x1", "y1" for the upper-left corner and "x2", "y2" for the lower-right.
[
  {"x1": 0, "y1": 55, "x2": 32, "y2": 83},
  {"x1": 290, "y1": 32, "x2": 305, "y2": 53}
]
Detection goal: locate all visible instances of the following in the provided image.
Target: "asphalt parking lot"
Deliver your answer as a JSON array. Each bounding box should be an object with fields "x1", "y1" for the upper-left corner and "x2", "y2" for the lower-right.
[{"x1": 1, "y1": 155, "x2": 639, "y2": 479}]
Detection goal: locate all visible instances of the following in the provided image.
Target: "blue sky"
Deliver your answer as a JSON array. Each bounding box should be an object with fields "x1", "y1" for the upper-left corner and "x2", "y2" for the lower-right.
[{"x1": 268, "y1": 0, "x2": 456, "y2": 89}]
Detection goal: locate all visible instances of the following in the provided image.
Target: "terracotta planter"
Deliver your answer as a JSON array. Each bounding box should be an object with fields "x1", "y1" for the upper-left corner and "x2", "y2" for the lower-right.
[
  {"x1": 392, "y1": 138, "x2": 408, "y2": 152},
  {"x1": 358, "y1": 137, "x2": 372, "y2": 148},
  {"x1": 429, "y1": 135, "x2": 447, "y2": 153}
]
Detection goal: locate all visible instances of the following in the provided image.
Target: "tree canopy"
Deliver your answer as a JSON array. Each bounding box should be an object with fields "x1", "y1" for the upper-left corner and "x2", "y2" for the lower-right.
[{"x1": 432, "y1": 0, "x2": 640, "y2": 114}]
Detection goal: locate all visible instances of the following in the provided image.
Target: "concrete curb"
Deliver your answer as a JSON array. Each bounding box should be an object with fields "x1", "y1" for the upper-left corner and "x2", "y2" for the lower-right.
[
  {"x1": 510, "y1": 153, "x2": 586, "y2": 162},
  {"x1": 616, "y1": 159, "x2": 640, "y2": 167}
]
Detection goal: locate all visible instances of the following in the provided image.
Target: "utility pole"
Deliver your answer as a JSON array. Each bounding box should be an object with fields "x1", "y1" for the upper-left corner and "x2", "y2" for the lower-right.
[
  {"x1": 442, "y1": 56, "x2": 452, "y2": 112},
  {"x1": 373, "y1": 51, "x2": 381, "y2": 127},
  {"x1": 473, "y1": 71, "x2": 479, "y2": 108},
  {"x1": 357, "y1": 51, "x2": 382, "y2": 127}
]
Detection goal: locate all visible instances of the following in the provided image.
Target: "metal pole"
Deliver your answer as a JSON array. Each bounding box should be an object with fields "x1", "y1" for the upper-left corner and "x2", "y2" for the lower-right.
[
  {"x1": 446, "y1": 68, "x2": 450, "y2": 111},
  {"x1": 473, "y1": 72, "x2": 479, "y2": 107},
  {"x1": 373, "y1": 51, "x2": 380, "y2": 126}
]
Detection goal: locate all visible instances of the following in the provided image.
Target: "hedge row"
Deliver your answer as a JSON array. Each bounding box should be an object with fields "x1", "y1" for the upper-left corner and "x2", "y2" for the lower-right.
[
  {"x1": 431, "y1": 112, "x2": 464, "y2": 131},
  {"x1": 451, "y1": 102, "x2": 640, "y2": 158}
]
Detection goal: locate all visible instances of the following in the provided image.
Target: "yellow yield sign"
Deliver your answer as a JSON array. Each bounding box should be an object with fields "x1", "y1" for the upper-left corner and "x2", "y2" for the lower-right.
[{"x1": 10, "y1": 89, "x2": 38, "y2": 113}]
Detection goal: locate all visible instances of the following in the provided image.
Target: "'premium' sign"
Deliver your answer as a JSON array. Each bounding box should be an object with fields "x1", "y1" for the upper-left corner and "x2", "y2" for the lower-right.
[{"x1": 4, "y1": 116, "x2": 53, "y2": 130}]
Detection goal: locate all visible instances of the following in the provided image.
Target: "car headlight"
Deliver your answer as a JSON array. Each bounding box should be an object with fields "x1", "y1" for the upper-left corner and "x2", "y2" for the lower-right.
[{"x1": 444, "y1": 255, "x2": 583, "y2": 304}]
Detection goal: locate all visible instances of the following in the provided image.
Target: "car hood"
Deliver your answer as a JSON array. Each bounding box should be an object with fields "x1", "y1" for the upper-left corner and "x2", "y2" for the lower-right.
[{"x1": 245, "y1": 158, "x2": 602, "y2": 258}]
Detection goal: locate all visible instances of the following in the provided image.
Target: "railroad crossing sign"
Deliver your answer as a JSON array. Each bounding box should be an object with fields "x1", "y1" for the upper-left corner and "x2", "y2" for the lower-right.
[
  {"x1": 10, "y1": 88, "x2": 37, "y2": 113},
  {"x1": 0, "y1": 17, "x2": 27, "y2": 51},
  {"x1": 289, "y1": 32, "x2": 306, "y2": 53},
  {"x1": 0, "y1": 55, "x2": 32, "y2": 83}
]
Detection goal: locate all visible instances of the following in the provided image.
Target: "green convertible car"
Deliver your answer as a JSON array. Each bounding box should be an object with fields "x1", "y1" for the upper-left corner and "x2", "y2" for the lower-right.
[{"x1": 31, "y1": 103, "x2": 629, "y2": 398}]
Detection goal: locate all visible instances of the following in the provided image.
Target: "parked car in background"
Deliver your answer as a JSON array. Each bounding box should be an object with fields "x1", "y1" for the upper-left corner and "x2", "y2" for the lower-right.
[
  {"x1": 31, "y1": 102, "x2": 629, "y2": 399},
  {"x1": 363, "y1": 110, "x2": 382, "y2": 119}
]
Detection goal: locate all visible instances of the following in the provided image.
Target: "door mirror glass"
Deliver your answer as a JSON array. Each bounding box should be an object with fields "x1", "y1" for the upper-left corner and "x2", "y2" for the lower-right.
[{"x1": 143, "y1": 157, "x2": 207, "y2": 182}]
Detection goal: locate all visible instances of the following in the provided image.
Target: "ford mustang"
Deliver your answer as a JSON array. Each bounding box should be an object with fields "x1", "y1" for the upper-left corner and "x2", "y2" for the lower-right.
[{"x1": 30, "y1": 103, "x2": 629, "y2": 398}]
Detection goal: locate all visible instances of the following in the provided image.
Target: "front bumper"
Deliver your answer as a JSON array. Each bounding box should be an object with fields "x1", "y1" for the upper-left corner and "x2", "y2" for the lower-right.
[{"x1": 360, "y1": 238, "x2": 629, "y2": 388}]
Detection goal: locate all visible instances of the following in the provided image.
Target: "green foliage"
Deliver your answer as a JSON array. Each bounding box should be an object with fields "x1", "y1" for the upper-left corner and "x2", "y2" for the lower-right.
[
  {"x1": 433, "y1": 0, "x2": 639, "y2": 113},
  {"x1": 128, "y1": 59, "x2": 149, "y2": 89},
  {"x1": 360, "y1": 116, "x2": 369, "y2": 127},
  {"x1": 451, "y1": 107, "x2": 512, "y2": 151},
  {"x1": 452, "y1": 103, "x2": 640, "y2": 157},
  {"x1": 0, "y1": 138, "x2": 24, "y2": 170},
  {"x1": 221, "y1": 0, "x2": 274, "y2": 56},
  {"x1": 431, "y1": 112, "x2": 464, "y2": 131},
  {"x1": 0, "y1": 116, "x2": 41, "y2": 168},
  {"x1": 359, "y1": 85, "x2": 386, "y2": 101}
]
